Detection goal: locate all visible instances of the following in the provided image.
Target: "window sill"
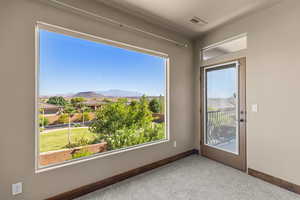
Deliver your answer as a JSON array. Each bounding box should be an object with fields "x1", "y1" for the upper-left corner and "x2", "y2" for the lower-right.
[{"x1": 35, "y1": 138, "x2": 169, "y2": 173}]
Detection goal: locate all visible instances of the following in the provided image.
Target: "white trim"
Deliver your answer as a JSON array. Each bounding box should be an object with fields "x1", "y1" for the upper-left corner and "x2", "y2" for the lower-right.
[
  {"x1": 203, "y1": 61, "x2": 238, "y2": 70},
  {"x1": 165, "y1": 58, "x2": 170, "y2": 141},
  {"x1": 35, "y1": 24, "x2": 40, "y2": 172},
  {"x1": 202, "y1": 33, "x2": 247, "y2": 51},
  {"x1": 203, "y1": 61, "x2": 240, "y2": 155},
  {"x1": 35, "y1": 22, "x2": 170, "y2": 172},
  {"x1": 202, "y1": 49, "x2": 247, "y2": 67}
]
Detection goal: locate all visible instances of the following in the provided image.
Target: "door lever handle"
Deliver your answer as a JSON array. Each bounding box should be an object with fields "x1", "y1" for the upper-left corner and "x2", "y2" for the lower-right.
[{"x1": 240, "y1": 119, "x2": 245, "y2": 122}]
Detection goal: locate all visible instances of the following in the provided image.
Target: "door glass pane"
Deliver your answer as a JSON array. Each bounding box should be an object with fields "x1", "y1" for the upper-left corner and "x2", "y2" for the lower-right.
[{"x1": 205, "y1": 63, "x2": 238, "y2": 154}]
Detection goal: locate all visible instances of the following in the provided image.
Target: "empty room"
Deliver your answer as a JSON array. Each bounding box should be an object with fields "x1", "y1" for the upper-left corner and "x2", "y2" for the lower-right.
[{"x1": 1, "y1": 0, "x2": 300, "y2": 199}]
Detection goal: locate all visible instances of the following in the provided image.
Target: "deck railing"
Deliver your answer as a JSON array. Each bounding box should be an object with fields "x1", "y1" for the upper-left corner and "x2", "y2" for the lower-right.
[{"x1": 206, "y1": 109, "x2": 236, "y2": 146}]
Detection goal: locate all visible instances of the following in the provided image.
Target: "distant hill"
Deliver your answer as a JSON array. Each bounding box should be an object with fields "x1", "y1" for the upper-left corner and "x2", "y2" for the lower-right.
[
  {"x1": 73, "y1": 91, "x2": 104, "y2": 98},
  {"x1": 97, "y1": 89, "x2": 143, "y2": 97},
  {"x1": 45, "y1": 89, "x2": 144, "y2": 98}
]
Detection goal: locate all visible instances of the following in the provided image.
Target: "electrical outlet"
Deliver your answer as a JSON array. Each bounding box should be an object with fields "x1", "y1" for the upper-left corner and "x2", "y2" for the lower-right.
[
  {"x1": 173, "y1": 141, "x2": 177, "y2": 148},
  {"x1": 12, "y1": 182, "x2": 22, "y2": 196}
]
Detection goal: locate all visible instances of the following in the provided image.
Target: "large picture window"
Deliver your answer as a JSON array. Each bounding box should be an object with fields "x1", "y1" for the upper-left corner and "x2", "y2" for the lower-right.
[{"x1": 36, "y1": 23, "x2": 169, "y2": 169}]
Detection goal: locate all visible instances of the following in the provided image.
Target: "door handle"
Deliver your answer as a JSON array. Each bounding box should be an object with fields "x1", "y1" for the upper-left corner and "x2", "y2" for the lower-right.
[{"x1": 240, "y1": 119, "x2": 245, "y2": 122}]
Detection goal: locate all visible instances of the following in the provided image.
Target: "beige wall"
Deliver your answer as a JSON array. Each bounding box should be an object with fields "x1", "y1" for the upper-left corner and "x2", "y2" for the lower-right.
[
  {"x1": 195, "y1": 0, "x2": 300, "y2": 185},
  {"x1": 0, "y1": 0, "x2": 194, "y2": 199}
]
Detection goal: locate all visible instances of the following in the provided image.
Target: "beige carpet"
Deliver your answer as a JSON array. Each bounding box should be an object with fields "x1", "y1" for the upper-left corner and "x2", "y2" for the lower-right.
[{"x1": 76, "y1": 155, "x2": 300, "y2": 200}]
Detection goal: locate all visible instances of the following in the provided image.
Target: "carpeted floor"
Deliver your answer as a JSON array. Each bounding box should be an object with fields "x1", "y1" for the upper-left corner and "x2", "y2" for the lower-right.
[{"x1": 76, "y1": 155, "x2": 300, "y2": 200}]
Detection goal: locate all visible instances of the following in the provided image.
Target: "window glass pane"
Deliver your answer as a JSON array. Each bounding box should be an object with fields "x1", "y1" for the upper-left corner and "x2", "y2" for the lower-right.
[
  {"x1": 38, "y1": 28, "x2": 167, "y2": 168},
  {"x1": 203, "y1": 36, "x2": 247, "y2": 61},
  {"x1": 205, "y1": 64, "x2": 238, "y2": 154}
]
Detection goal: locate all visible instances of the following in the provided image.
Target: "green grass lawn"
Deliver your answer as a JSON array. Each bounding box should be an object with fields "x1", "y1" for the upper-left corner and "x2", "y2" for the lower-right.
[{"x1": 40, "y1": 128, "x2": 98, "y2": 153}]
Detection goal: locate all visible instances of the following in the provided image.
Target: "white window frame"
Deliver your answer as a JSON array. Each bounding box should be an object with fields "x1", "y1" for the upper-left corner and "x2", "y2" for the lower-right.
[
  {"x1": 201, "y1": 33, "x2": 247, "y2": 62},
  {"x1": 35, "y1": 22, "x2": 170, "y2": 173}
]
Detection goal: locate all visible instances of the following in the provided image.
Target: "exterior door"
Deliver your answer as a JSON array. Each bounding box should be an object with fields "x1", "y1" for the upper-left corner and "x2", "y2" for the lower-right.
[{"x1": 201, "y1": 58, "x2": 246, "y2": 171}]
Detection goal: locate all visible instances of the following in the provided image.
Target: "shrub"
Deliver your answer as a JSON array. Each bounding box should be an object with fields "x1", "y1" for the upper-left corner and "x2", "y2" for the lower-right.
[
  {"x1": 80, "y1": 112, "x2": 91, "y2": 122},
  {"x1": 149, "y1": 98, "x2": 160, "y2": 113},
  {"x1": 71, "y1": 97, "x2": 86, "y2": 107},
  {"x1": 130, "y1": 100, "x2": 138, "y2": 106},
  {"x1": 65, "y1": 135, "x2": 96, "y2": 148},
  {"x1": 73, "y1": 123, "x2": 81, "y2": 128},
  {"x1": 71, "y1": 149, "x2": 93, "y2": 159},
  {"x1": 106, "y1": 123, "x2": 164, "y2": 150},
  {"x1": 39, "y1": 116, "x2": 49, "y2": 127},
  {"x1": 57, "y1": 113, "x2": 69, "y2": 124}
]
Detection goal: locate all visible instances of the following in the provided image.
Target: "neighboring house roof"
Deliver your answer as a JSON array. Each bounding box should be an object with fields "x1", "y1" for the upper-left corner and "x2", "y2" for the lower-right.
[
  {"x1": 39, "y1": 103, "x2": 62, "y2": 109},
  {"x1": 82, "y1": 100, "x2": 108, "y2": 107}
]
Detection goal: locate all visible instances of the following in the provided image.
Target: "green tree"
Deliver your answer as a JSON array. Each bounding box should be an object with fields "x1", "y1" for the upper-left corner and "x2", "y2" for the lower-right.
[
  {"x1": 39, "y1": 108, "x2": 46, "y2": 129},
  {"x1": 39, "y1": 116, "x2": 49, "y2": 127},
  {"x1": 89, "y1": 99, "x2": 130, "y2": 136},
  {"x1": 71, "y1": 97, "x2": 86, "y2": 107},
  {"x1": 133, "y1": 96, "x2": 153, "y2": 127},
  {"x1": 89, "y1": 96, "x2": 156, "y2": 150},
  {"x1": 80, "y1": 106, "x2": 92, "y2": 125},
  {"x1": 63, "y1": 105, "x2": 76, "y2": 145},
  {"x1": 129, "y1": 100, "x2": 138, "y2": 107},
  {"x1": 159, "y1": 95, "x2": 164, "y2": 114},
  {"x1": 149, "y1": 98, "x2": 160, "y2": 113},
  {"x1": 47, "y1": 96, "x2": 67, "y2": 106}
]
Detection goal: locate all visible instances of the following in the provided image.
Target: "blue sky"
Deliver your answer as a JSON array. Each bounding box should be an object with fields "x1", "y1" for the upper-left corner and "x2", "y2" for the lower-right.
[
  {"x1": 39, "y1": 29, "x2": 166, "y2": 96},
  {"x1": 207, "y1": 67, "x2": 236, "y2": 98}
]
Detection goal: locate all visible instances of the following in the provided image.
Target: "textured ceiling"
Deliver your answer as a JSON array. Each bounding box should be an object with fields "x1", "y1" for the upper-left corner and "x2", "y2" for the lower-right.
[{"x1": 96, "y1": 0, "x2": 282, "y2": 38}]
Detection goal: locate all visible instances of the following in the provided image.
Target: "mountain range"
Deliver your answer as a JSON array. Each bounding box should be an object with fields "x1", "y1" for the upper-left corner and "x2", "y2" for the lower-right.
[
  {"x1": 73, "y1": 91, "x2": 105, "y2": 98},
  {"x1": 96, "y1": 89, "x2": 143, "y2": 97},
  {"x1": 43, "y1": 89, "x2": 144, "y2": 98}
]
